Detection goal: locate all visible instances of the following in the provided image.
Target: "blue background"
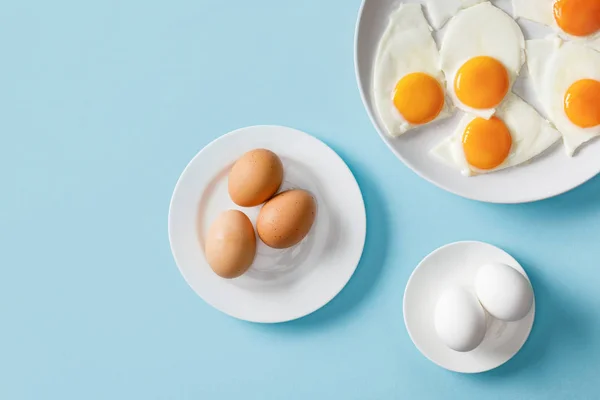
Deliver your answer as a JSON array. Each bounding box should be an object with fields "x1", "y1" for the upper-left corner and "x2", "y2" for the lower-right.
[{"x1": 2, "y1": 1, "x2": 599, "y2": 399}]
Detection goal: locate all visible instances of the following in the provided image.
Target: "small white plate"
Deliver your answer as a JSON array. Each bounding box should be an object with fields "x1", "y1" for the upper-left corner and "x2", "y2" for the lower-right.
[
  {"x1": 403, "y1": 241, "x2": 535, "y2": 373},
  {"x1": 355, "y1": 0, "x2": 600, "y2": 203},
  {"x1": 168, "y1": 125, "x2": 366, "y2": 323}
]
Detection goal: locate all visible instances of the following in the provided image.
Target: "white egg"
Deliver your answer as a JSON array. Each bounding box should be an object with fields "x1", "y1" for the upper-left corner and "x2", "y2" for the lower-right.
[
  {"x1": 475, "y1": 263, "x2": 534, "y2": 322},
  {"x1": 434, "y1": 287, "x2": 486, "y2": 352},
  {"x1": 440, "y1": 2, "x2": 525, "y2": 119},
  {"x1": 425, "y1": 0, "x2": 485, "y2": 30},
  {"x1": 527, "y1": 38, "x2": 600, "y2": 155},
  {"x1": 372, "y1": 3, "x2": 452, "y2": 137},
  {"x1": 431, "y1": 92, "x2": 560, "y2": 176},
  {"x1": 513, "y1": 0, "x2": 600, "y2": 51}
]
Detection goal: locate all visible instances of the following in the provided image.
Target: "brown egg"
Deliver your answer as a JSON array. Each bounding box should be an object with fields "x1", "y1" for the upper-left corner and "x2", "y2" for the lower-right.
[
  {"x1": 228, "y1": 149, "x2": 283, "y2": 207},
  {"x1": 205, "y1": 210, "x2": 256, "y2": 279},
  {"x1": 256, "y1": 189, "x2": 317, "y2": 249}
]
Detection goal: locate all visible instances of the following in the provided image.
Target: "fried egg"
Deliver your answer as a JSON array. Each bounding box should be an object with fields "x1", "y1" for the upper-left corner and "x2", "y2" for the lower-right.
[
  {"x1": 440, "y1": 2, "x2": 525, "y2": 119},
  {"x1": 527, "y1": 38, "x2": 600, "y2": 155},
  {"x1": 432, "y1": 93, "x2": 560, "y2": 176},
  {"x1": 426, "y1": 0, "x2": 485, "y2": 29},
  {"x1": 372, "y1": 3, "x2": 452, "y2": 137},
  {"x1": 513, "y1": 0, "x2": 600, "y2": 51}
]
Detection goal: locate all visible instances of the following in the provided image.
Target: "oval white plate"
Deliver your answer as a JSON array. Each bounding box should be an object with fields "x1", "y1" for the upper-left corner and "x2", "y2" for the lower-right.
[
  {"x1": 168, "y1": 125, "x2": 366, "y2": 323},
  {"x1": 355, "y1": 0, "x2": 600, "y2": 203},
  {"x1": 404, "y1": 241, "x2": 535, "y2": 373}
]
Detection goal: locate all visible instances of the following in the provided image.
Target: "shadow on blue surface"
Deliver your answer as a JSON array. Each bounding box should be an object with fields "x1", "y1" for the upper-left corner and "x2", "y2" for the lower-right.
[
  {"x1": 466, "y1": 251, "x2": 594, "y2": 381},
  {"x1": 492, "y1": 173, "x2": 600, "y2": 215},
  {"x1": 250, "y1": 147, "x2": 392, "y2": 331},
  {"x1": 463, "y1": 175, "x2": 600, "y2": 379}
]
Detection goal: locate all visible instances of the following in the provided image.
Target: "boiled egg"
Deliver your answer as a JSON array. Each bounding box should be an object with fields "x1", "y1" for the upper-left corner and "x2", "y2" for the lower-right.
[
  {"x1": 431, "y1": 92, "x2": 560, "y2": 176},
  {"x1": 372, "y1": 3, "x2": 452, "y2": 137},
  {"x1": 513, "y1": 0, "x2": 600, "y2": 51},
  {"x1": 425, "y1": 0, "x2": 485, "y2": 30},
  {"x1": 527, "y1": 38, "x2": 600, "y2": 155},
  {"x1": 434, "y1": 287, "x2": 487, "y2": 352},
  {"x1": 475, "y1": 263, "x2": 534, "y2": 322},
  {"x1": 440, "y1": 2, "x2": 525, "y2": 119}
]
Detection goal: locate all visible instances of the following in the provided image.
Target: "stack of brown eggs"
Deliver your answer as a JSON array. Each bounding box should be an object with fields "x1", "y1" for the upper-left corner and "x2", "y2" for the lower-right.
[{"x1": 205, "y1": 149, "x2": 317, "y2": 279}]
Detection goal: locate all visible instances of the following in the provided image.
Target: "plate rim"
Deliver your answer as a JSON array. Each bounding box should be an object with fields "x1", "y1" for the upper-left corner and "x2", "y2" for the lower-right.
[
  {"x1": 353, "y1": 0, "x2": 598, "y2": 204},
  {"x1": 168, "y1": 125, "x2": 367, "y2": 323},
  {"x1": 402, "y1": 240, "x2": 536, "y2": 373}
]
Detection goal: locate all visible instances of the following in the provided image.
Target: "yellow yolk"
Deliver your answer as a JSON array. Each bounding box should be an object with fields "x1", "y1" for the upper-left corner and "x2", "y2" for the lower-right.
[
  {"x1": 554, "y1": 0, "x2": 600, "y2": 37},
  {"x1": 564, "y1": 79, "x2": 600, "y2": 128},
  {"x1": 393, "y1": 72, "x2": 444, "y2": 125},
  {"x1": 454, "y1": 56, "x2": 509, "y2": 109},
  {"x1": 462, "y1": 116, "x2": 512, "y2": 170}
]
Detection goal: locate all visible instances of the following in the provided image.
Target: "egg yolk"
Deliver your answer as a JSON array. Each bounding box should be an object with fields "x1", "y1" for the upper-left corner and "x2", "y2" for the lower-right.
[
  {"x1": 462, "y1": 116, "x2": 512, "y2": 170},
  {"x1": 454, "y1": 56, "x2": 509, "y2": 109},
  {"x1": 393, "y1": 72, "x2": 445, "y2": 125},
  {"x1": 553, "y1": 0, "x2": 600, "y2": 37},
  {"x1": 564, "y1": 79, "x2": 600, "y2": 128}
]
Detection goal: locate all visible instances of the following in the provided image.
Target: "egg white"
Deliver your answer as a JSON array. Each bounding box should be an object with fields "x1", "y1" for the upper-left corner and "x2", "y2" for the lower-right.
[
  {"x1": 440, "y1": 2, "x2": 525, "y2": 119},
  {"x1": 372, "y1": 3, "x2": 452, "y2": 137},
  {"x1": 425, "y1": 0, "x2": 485, "y2": 30},
  {"x1": 526, "y1": 38, "x2": 600, "y2": 155},
  {"x1": 431, "y1": 92, "x2": 560, "y2": 176},
  {"x1": 513, "y1": 0, "x2": 600, "y2": 51}
]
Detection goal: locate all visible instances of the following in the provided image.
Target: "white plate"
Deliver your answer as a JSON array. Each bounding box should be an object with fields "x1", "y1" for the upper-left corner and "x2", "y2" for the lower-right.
[
  {"x1": 403, "y1": 241, "x2": 535, "y2": 373},
  {"x1": 355, "y1": 0, "x2": 600, "y2": 203},
  {"x1": 168, "y1": 125, "x2": 366, "y2": 323}
]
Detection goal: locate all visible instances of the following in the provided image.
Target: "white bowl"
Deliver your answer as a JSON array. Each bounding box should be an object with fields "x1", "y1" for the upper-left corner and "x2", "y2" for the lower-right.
[
  {"x1": 168, "y1": 125, "x2": 366, "y2": 323},
  {"x1": 404, "y1": 241, "x2": 535, "y2": 373},
  {"x1": 354, "y1": 0, "x2": 600, "y2": 203}
]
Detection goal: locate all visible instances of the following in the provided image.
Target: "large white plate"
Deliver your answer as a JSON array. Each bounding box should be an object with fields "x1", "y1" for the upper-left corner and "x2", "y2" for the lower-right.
[
  {"x1": 404, "y1": 241, "x2": 535, "y2": 373},
  {"x1": 168, "y1": 126, "x2": 366, "y2": 323},
  {"x1": 355, "y1": 0, "x2": 600, "y2": 203}
]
